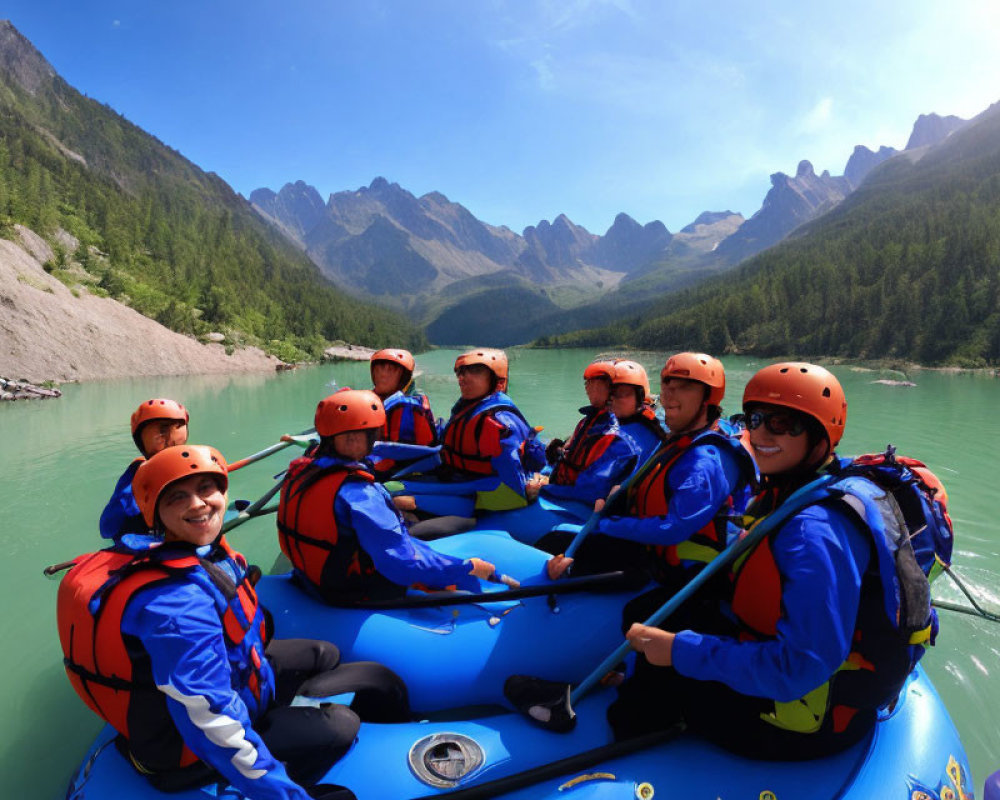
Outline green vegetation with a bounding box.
[543,109,1000,366]
[0,61,425,358]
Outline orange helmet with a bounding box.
[130,398,189,450]
[611,360,650,402]
[455,348,509,392]
[133,445,228,527]
[583,361,616,381]
[661,352,726,407]
[742,362,847,447]
[370,349,415,386]
[315,389,386,438]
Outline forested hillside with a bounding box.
[0,22,424,360]
[544,104,1000,366]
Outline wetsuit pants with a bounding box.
[147,638,409,793]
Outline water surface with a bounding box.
[2,350,997,797]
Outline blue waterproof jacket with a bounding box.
[99,460,147,541]
[119,536,311,800]
[328,455,483,591]
[597,432,753,550]
[672,500,872,704]
[543,408,639,505]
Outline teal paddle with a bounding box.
[507,474,834,731]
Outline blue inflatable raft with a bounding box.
[65,664,974,799]
[256,530,643,712]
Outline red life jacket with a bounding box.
[439,393,523,476]
[277,456,397,602]
[551,409,618,487]
[626,424,754,572]
[381,393,438,447]
[56,539,266,772]
[729,487,923,736]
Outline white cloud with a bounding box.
[797,97,834,135]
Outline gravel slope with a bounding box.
[0,226,280,383]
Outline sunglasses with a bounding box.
[745,410,807,437]
[455,364,490,376]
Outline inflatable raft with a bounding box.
[256,529,643,712]
[65,664,974,799]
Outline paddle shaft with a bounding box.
[228,427,316,472]
[222,478,283,533]
[568,476,831,704]
[564,450,654,559]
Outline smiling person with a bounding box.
[614,362,932,761]
[60,445,409,800]
[545,353,756,592]
[99,398,190,541]
[277,389,498,603]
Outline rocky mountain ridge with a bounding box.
[253,111,966,327]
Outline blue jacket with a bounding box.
[672,501,871,703]
[99,460,147,541]
[330,456,482,592]
[617,412,664,467]
[543,408,639,505]
[119,536,311,800]
[596,438,752,548]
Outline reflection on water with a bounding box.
[2,350,999,797]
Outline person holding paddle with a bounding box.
[614,363,932,760]
[276,389,499,603]
[99,398,190,541]
[544,353,756,593]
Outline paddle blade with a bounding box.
[504,675,577,733]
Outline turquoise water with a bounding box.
[2,350,998,797]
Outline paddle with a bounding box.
[506,474,834,732]
[560,447,656,561]
[228,427,317,472]
[222,477,284,533]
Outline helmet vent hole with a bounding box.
[822,388,831,397]
[339,405,348,411]
[181,451,190,458]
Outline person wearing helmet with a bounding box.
[608,360,664,466]
[616,362,930,760]
[477,359,641,546]
[533,360,641,504]
[59,445,410,799]
[393,348,545,518]
[369,348,438,447]
[277,389,498,603]
[99,398,190,541]
[545,353,756,590]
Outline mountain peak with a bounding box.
[796,160,815,178]
[905,113,967,150]
[0,20,57,96]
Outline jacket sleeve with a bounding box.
[543,436,638,505]
[595,445,733,546]
[122,582,313,800]
[338,481,481,591]
[99,461,145,540]
[490,409,532,493]
[671,504,871,701]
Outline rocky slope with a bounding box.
[0,226,279,382]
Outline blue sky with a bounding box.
[5,1,1000,234]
